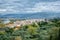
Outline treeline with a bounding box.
[0,18,60,40]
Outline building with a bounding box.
[6,19,45,28]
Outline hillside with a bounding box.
[0,12,60,19]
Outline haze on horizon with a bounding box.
[0,0,60,14]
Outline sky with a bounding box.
[0,0,60,14]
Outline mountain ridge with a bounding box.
[0,12,60,19]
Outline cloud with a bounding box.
[0,0,60,13]
[0,9,7,13]
[20,1,60,13]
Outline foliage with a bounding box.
[0,18,60,40]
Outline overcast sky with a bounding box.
[0,0,60,14]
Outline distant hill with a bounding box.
[0,12,60,19]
